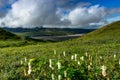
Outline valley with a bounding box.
[31,34,83,41]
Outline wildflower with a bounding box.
[77,61,80,65]
[25,57,27,62]
[71,55,74,60]
[119,59,120,65]
[100,56,102,59]
[28,62,32,75]
[85,52,88,57]
[75,54,77,61]
[24,69,27,76]
[114,54,116,58]
[58,75,61,80]
[64,70,67,78]
[51,73,55,80]
[88,65,91,70]
[101,65,107,77]
[89,55,92,61]
[49,59,54,69]
[90,62,92,65]
[54,50,56,55]
[57,61,61,70]
[80,56,84,61]
[63,51,66,57]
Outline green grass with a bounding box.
[0,21,120,79]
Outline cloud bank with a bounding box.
[68,5,106,26]
[0,0,120,28]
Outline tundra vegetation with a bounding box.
[0,21,120,79]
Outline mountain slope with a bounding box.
[0,28,21,40]
[0,28,50,48]
[75,21,120,44]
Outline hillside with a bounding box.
[74,21,120,44]
[0,21,120,79]
[0,28,51,48]
[0,28,21,40]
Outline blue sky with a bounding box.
[0,0,120,28]
[73,0,120,8]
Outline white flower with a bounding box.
[80,56,84,61]
[88,65,91,70]
[75,54,77,61]
[100,56,102,59]
[85,52,88,57]
[90,62,92,65]
[101,65,107,77]
[21,60,23,65]
[57,61,61,70]
[58,75,61,80]
[77,61,80,65]
[54,50,56,55]
[25,57,27,62]
[64,71,67,77]
[49,59,54,69]
[24,69,27,76]
[63,51,66,57]
[119,59,120,65]
[49,59,52,68]
[114,54,116,58]
[89,55,92,61]
[51,73,55,80]
[71,55,74,60]
[28,62,32,75]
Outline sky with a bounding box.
[0,0,120,28]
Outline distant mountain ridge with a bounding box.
[3,27,95,37]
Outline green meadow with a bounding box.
[0,21,120,80]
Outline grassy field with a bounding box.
[0,21,120,79]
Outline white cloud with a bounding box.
[0,0,120,28]
[68,5,106,27]
[0,0,95,28]
[0,0,63,27]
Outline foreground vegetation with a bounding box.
[0,21,120,79]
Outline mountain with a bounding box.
[3,27,95,37]
[0,28,52,48]
[75,21,120,44]
[0,28,21,40]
